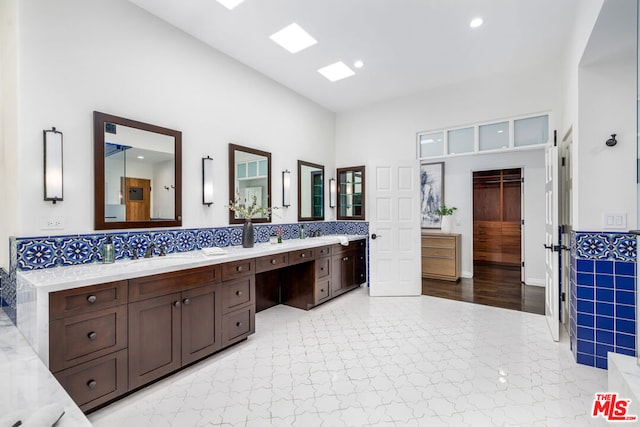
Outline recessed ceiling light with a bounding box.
[137,156,144,159]
[470,17,483,28]
[318,61,355,82]
[354,60,364,68]
[216,0,245,10]
[270,23,317,54]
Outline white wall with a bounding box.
[574,0,638,231]
[0,0,19,271]
[336,64,562,284]
[13,0,336,246]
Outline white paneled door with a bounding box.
[545,145,560,341]
[369,162,421,296]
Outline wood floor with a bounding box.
[422,262,545,315]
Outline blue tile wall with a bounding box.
[570,231,636,370]
[5,221,368,325]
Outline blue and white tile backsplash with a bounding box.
[570,231,637,370]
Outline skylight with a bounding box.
[270,23,317,54]
[318,61,355,82]
[216,0,245,10]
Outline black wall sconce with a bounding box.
[606,134,617,147]
[202,156,214,206]
[43,127,63,203]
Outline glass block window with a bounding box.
[419,131,444,157]
[448,127,474,154]
[515,115,549,147]
[479,122,509,151]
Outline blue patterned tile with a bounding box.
[336,222,347,234]
[345,222,357,235]
[152,232,176,254]
[128,233,151,256]
[229,227,242,246]
[62,238,92,265]
[213,228,231,247]
[196,229,215,249]
[21,239,57,269]
[256,225,271,243]
[576,234,608,259]
[356,222,369,235]
[176,231,196,252]
[612,235,637,261]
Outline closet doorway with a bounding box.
[473,168,523,278]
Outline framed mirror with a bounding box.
[228,143,272,224]
[94,111,182,230]
[298,160,324,221]
[337,166,365,220]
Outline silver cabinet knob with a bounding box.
[87,331,97,340]
[87,295,97,304]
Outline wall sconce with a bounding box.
[282,169,291,207]
[329,178,337,208]
[605,133,617,147]
[43,127,63,203]
[202,156,214,206]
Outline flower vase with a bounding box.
[440,216,452,234]
[242,220,254,248]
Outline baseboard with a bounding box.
[525,278,545,287]
[461,271,473,279]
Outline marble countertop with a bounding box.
[18,235,366,293]
[0,310,91,426]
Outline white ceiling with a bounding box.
[128,0,580,112]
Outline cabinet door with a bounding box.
[332,252,355,295]
[355,242,367,285]
[128,293,181,389]
[181,284,222,365]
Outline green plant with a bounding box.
[434,204,457,216]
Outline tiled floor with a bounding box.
[89,288,608,426]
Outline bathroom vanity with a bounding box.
[17,235,367,412]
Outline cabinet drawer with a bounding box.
[223,276,255,314]
[256,253,289,273]
[50,281,127,320]
[289,248,314,265]
[314,278,331,304]
[221,259,256,281]
[50,305,127,373]
[223,306,255,345]
[54,349,127,412]
[316,245,332,258]
[421,236,455,248]
[129,266,220,302]
[421,257,455,278]
[315,257,331,280]
[421,246,455,258]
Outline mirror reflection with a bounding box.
[104,125,175,222]
[229,144,272,224]
[94,111,182,230]
[298,160,324,221]
[337,166,365,220]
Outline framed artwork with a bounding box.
[420,162,444,228]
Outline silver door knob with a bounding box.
[371,233,382,239]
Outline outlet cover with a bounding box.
[602,212,627,230]
[41,217,65,230]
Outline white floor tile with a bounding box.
[89,289,608,426]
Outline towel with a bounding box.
[337,235,349,246]
[202,247,227,256]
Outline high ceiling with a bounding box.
[128,0,580,112]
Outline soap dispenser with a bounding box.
[299,225,306,239]
[102,236,115,264]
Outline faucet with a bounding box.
[310,230,322,238]
[144,243,155,258]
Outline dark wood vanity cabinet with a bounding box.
[48,239,364,412]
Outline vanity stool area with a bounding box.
[17,236,367,413]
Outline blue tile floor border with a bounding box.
[570,230,637,370]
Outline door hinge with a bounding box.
[553,130,557,147]
[521,219,524,225]
[521,261,525,267]
[521,177,524,183]
[561,292,566,302]
[561,157,566,166]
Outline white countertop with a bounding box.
[0,310,91,426]
[18,235,366,293]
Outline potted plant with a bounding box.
[228,193,276,248]
[434,204,457,233]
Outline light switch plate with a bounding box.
[602,213,627,230]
